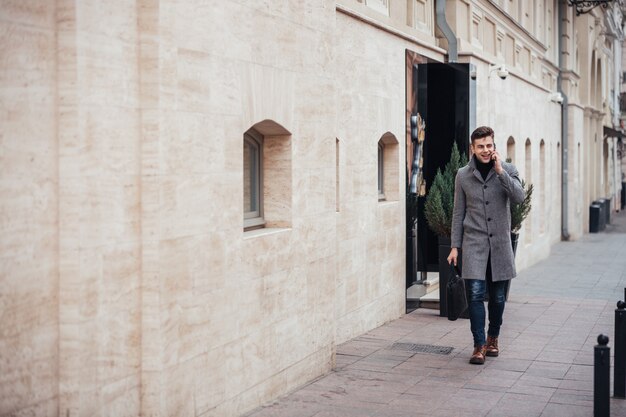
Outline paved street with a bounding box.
[246,211,626,417]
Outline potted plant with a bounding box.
[501,178,533,301]
[510,179,533,254]
[424,142,465,240]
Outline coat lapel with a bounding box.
[469,157,485,183]
[472,168,484,183]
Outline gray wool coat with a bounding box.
[451,157,525,281]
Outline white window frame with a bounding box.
[244,129,264,229]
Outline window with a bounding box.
[506,136,516,163]
[377,133,399,202]
[378,142,385,200]
[336,138,340,212]
[507,0,518,20]
[539,139,548,234]
[536,0,544,41]
[524,138,532,243]
[576,142,581,186]
[244,129,264,229]
[557,142,561,190]
[413,0,434,35]
[556,142,561,222]
[243,120,292,231]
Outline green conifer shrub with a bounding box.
[424,143,466,238]
[511,180,533,233]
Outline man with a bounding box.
[447,126,525,365]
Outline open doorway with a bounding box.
[405,49,475,312]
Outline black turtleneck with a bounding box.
[474,156,494,181]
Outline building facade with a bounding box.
[0,1,623,416]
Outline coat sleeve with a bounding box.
[497,164,525,204]
[451,172,466,248]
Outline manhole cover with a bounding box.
[390,342,454,355]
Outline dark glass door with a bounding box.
[414,63,475,273]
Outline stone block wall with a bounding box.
[1,2,59,415]
[0,1,412,416]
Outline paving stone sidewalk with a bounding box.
[246,212,626,417]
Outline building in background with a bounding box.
[0,1,623,416]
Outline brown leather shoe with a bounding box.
[469,345,487,364]
[486,336,499,357]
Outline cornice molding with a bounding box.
[561,69,582,81]
[539,56,561,74]
[335,3,446,57]
[457,51,552,93]
[585,107,605,119]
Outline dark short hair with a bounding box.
[471,126,495,143]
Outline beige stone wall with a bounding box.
[332,1,446,344]
[56,0,143,415]
[334,11,404,344]
[0,2,59,415]
[2,0,144,415]
[0,0,432,414]
[142,1,340,415]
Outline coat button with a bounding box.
[488,218,492,221]
[489,233,493,237]
[485,201,490,205]
[483,185,487,189]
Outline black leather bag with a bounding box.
[446,264,467,321]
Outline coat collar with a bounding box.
[469,156,496,183]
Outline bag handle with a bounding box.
[449,263,462,277]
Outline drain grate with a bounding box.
[390,342,454,355]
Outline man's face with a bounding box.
[471,136,495,164]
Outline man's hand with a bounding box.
[447,248,458,266]
[491,150,503,174]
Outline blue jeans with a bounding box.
[465,259,508,347]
